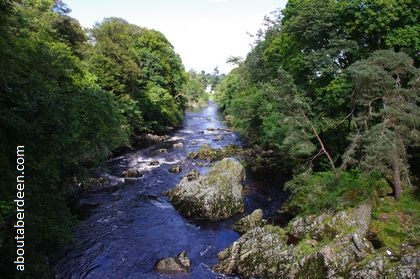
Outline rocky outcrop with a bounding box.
[214,225,289,278]
[154,251,191,273]
[167,158,245,221]
[287,203,372,241]
[233,209,265,234]
[348,244,420,279]
[214,204,377,278]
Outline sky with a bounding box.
[65,0,287,74]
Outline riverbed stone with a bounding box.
[169,165,182,174]
[233,209,265,234]
[154,251,191,273]
[121,168,142,178]
[167,158,245,221]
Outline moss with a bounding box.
[265,225,287,241]
[295,239,319,256]
[283,170,385,216]
[297,253,328,279]
[187,144,243,162]
[370,189,420,251]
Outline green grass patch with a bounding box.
[283,170,389,215]
[370,189,420,251]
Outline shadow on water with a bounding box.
[55,101,288,278]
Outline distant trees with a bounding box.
[182,70,209,107]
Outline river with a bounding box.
[55,102,287,278]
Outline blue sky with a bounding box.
[65,0,287,74]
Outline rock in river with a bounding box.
[233,208,265,234]
[121,168,142,178]
[167,158,245,221]
[169,165,182,174]
[154,250,191,273]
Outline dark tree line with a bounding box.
[0,0,207,277]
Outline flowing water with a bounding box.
[55,102,287,278]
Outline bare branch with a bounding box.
[299,108,336,172]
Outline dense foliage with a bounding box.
[216,0,419,242]
[182,70,209,107]
[0,1,192,277]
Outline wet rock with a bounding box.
[177,250,191,270]
[173,142,184,149]
[169,165,182,174]
[207,127,216,131]
[121,168,142,178]
[187,151,198,159]
[233,209,265,234]
[149,160,160,166]
[158,148,168,153]
[185,170,200,181]
[167,158,245,221]
[214,204,376,278]
[154,251,191,273]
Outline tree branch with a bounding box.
[299,108,336,172]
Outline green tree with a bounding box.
[345,50,419,198]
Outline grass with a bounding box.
[370,188,420,251]
[283,169,390,215]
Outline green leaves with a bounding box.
[0,1,187,275]
[87,18,186,131]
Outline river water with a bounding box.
[55,102,287,278]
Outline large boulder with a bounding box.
[233,209,265,234]
[214,204,376,278]
[167,158,245,221]
[154,251,191,273]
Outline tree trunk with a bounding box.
[391,156,402,199]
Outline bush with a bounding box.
[283,170,390,215]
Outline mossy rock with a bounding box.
[233,209,265,234]
[167,158,245,221]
